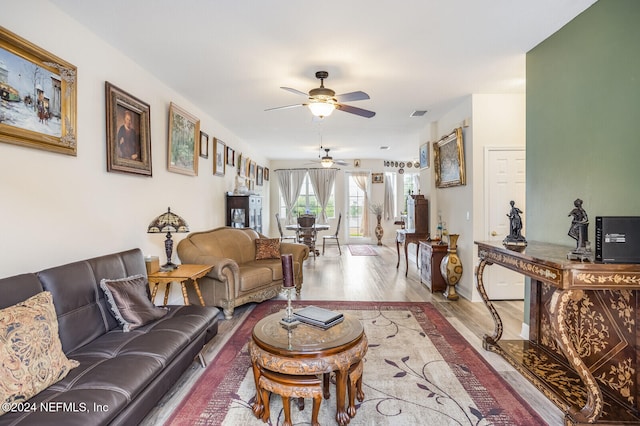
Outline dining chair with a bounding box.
[297,215,317,259]
[322,213,342,255]
[275,213,296,242]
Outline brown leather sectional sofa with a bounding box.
[0,249,219,425]
[177,227,309,319]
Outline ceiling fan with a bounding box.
[266,71,376,119]
[307,147,349,168]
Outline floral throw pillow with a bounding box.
[255,238,281,260]
[1,291,79,416]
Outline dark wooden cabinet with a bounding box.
[419,241,448,292]
[226,194,262,233]
[406,194,429,234]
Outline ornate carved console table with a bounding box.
[475,240,640,425]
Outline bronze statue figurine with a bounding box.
[503,200,527,251]
[567,198,592,261]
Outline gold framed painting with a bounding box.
[0,26,77,155]
[105,82,152,176]
[372,173,383,184]
[168,102,200,176]
[213,137,225,176]
[433,127,465,188]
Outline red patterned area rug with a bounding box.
[165,301,546,426]
[347,245,378,256]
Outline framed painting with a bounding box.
[0,26,77,155]
[372,173,383,184]
[245,157,252,179]
[434,127,465,188]
[226,145,234,166]
[213,137,225,176]
[105,82,152,176]
[199,131,209,159]
[168,102,200,176]
[249,160,256,180]
[264,167,269,181]
[419,142,429,169]
[238,153,245,177]
[256,165,263,186]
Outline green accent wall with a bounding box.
[527,0,640,245]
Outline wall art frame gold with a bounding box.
[213,137,225,176]
[433,127,465,188]
[372,172,384,184]
[105,82,152,176]
[167,102,199,176]
[0,26,77,155]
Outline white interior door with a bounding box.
[484,148,526,300]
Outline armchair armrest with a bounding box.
[280,242,309,262]
[181,254,240,298]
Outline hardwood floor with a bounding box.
[141,244,564,425]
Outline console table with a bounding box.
[475,240,640,425]
[396,230,429,276]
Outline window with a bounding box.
[279,174,335,218]
[401,173,419,213]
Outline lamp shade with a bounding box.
[308,101,335,118]
[147,207,189,271]
[147,207,189,234]
[321,157,334,168]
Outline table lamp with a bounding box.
[147,207,189,271]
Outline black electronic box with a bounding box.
[595,216,640,263]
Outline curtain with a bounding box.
[383,172,395,221]
[307,168,337,224]
[352,172,370,237]
[275,169,307,224]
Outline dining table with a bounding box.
[285,224,330,256]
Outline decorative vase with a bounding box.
[440,234,461,301]
[375,214,384,246]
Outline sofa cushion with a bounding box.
[237,265,276,292]
[100,275,168,332]
[255,238,281,260]
[0,292,79,415]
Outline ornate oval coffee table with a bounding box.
[249,311,368,425]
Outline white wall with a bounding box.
[0,3,269,281]
[425,93,525,301]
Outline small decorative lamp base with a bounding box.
[280,287,299,329]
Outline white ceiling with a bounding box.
[50,0,596,163]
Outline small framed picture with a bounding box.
[354,159,361,168]
[256,165,264,186]
[199,131,209,159]
[213,138,225,176]
[264,167,270,181]
[372,173,384,184]
[226,145,235,166]
[419,142,429,169]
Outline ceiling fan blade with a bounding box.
[334,160,350,166]
[264,104,305,112]
[335,103,376,118]
[335,91,370,102]
[281,87,309,97]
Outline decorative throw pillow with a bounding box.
[255,238,281,260]
[100,274,167,332]
[1,291,79,416]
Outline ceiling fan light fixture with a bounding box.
[321,157,334,168]
[308,101,335,118]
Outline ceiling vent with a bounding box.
[410,110,428,117]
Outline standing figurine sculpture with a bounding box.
[567,198,592,261]
[503,200,527,252]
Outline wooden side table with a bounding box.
[148,264,212,306]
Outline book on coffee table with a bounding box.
[293,305,344,329]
